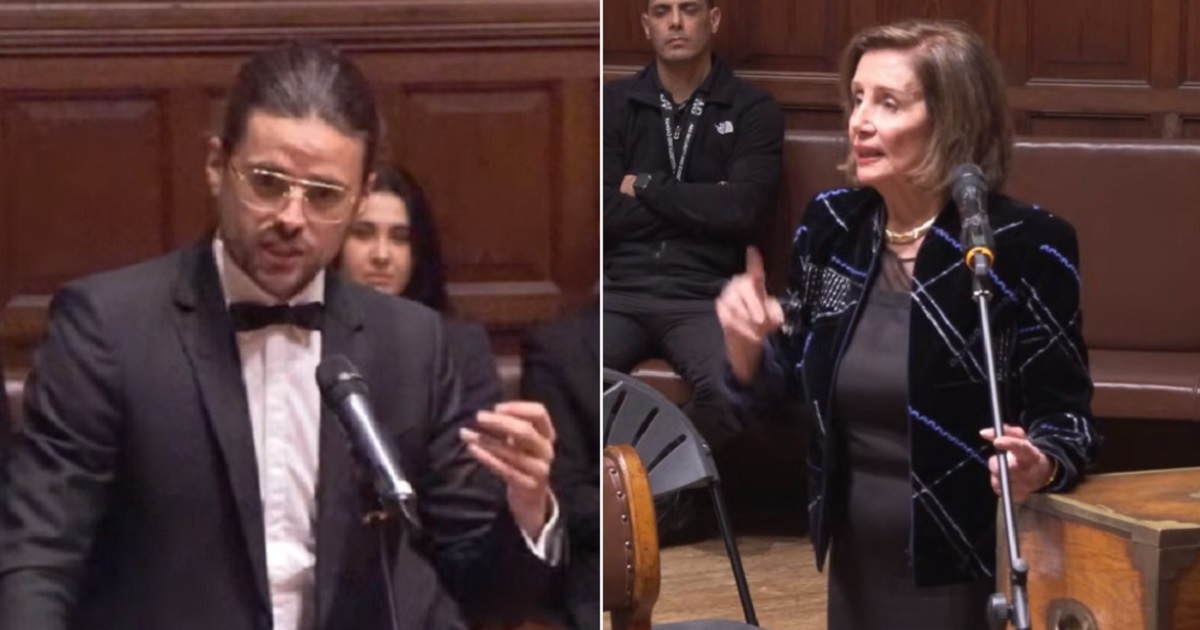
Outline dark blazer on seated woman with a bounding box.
[0,351,9,464]
[444,318,502,411]
[521,302,599,630]
[733,187,1101,586]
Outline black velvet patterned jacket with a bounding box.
[732,187,1101,586]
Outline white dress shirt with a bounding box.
[216,239,325,630]
[213,238,559,630]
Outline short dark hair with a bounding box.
[371,165,451,313]
[220,40,379,182]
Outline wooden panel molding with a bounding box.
[1028,0,1151,82]
[0,0,600,361]
[0,1,599,55]
[1,95,170,294]
[603,0,1200,138]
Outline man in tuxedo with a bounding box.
[0,41,560,630]
[520,301,599,630]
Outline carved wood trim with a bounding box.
[0,1,599,55]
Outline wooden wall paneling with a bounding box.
[0,0,600,361]
[602,0,652,65]
[998,0,1197,144]
[604,0,1200,140]
[1179,115,1200,138]
[370,46,599,331]
[2,94,171,295]
[1028,0,1151,82]
[749,72,840,110]
[167,88,219,247]
[1148,0,1183,88]
[1011,82,1200,114]
[557,77,602,309]
[780,107,843,132]
[995,0,1031,86]
[738,0,849,73]
[374,85,405,166]
[1027,112,1157,137]
[1011,111,1031,136]
[0,56,243,92]
[873,0,999,41]
[711,0,744,63]
[1185,0,1200,84]
[0,1,599,54]
[622,0,1200,136]
[400,81,559,320]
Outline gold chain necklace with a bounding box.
[884,214,938,245]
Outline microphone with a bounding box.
[316,355,421,533]
[950,163,995,274]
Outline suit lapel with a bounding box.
[314,273,367,629]
[171,244,270,609]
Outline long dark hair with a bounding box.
[371,165,451,313]
[220,39,379,182]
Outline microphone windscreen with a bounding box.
[950,163,988,206]
[316,355,369,401]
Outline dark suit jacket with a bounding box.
[733,188,1101,586]
[520,303,598,630]
[0,244,550,630]
[444,318,503,414]
[0,351,9,469]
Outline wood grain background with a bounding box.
[606,0,1200,139]
[0,0,601,365]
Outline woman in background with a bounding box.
[339,164,503,411]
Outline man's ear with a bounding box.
[710,6,722,35]
[641,12,652,40]
[205,136,225,198]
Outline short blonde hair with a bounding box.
[838,20,1012,194]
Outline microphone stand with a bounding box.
[968,252,1032,630]
[362,487,423,630]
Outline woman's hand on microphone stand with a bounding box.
[716,247,785,384]
[981,424,1055,503]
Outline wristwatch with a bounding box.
[632,173,653,195]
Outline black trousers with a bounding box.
[603,298,739,451]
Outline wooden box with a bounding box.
[998,468,1200,629]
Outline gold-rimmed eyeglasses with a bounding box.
[227,162,359,224]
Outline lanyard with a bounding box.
[659,92,706,181]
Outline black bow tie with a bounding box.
[229,302,324,332]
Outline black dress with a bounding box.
[827,249,992,630]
